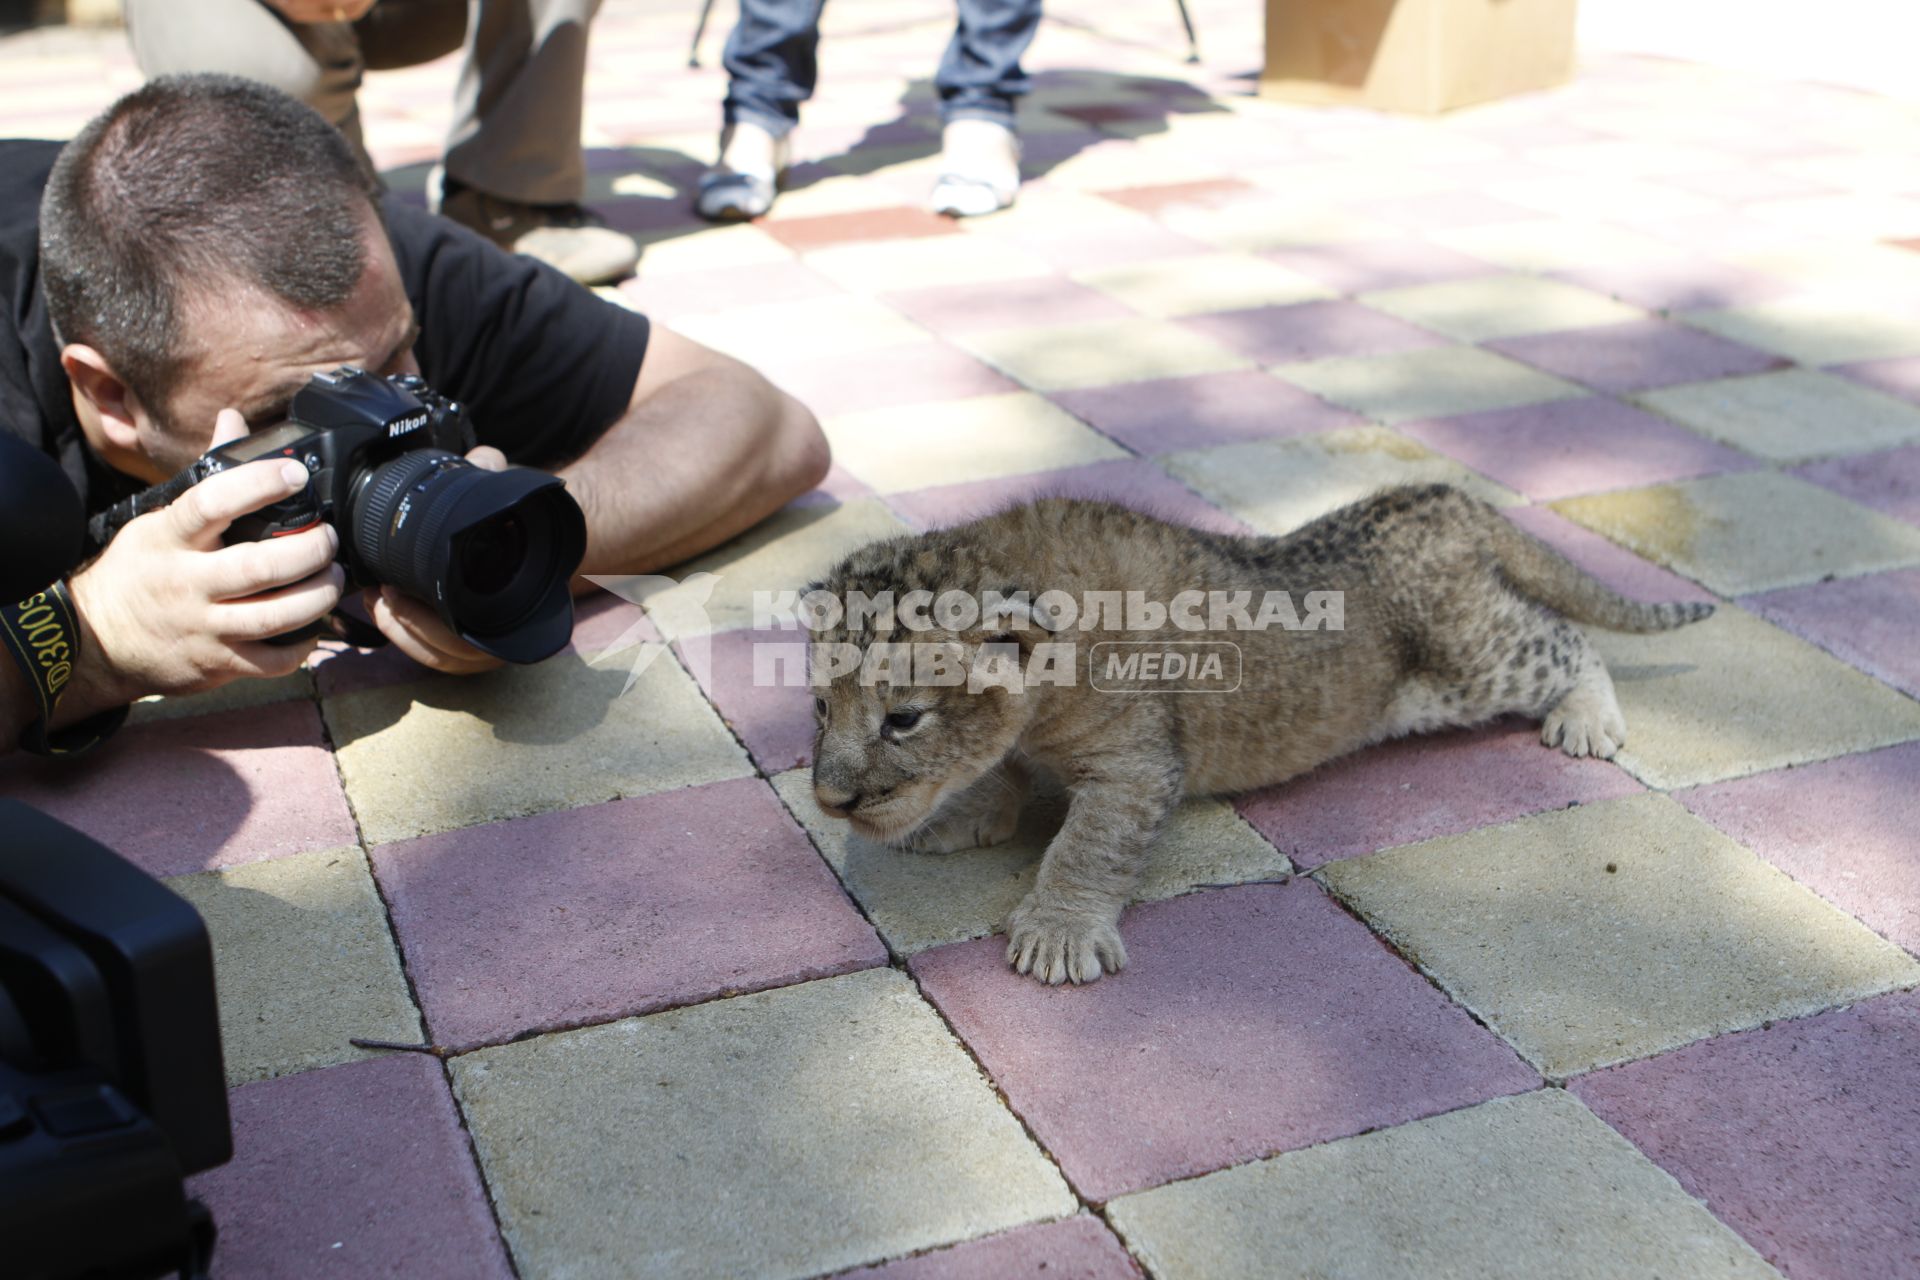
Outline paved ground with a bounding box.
[5,2,1920,1277]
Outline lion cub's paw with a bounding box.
[1541,681,1627,760]
[901,789,1022,855]
[1005,897,1127,985]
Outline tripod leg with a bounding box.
[689,0,721,67]
[1171,0,1200,63]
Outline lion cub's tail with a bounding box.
[1479,503,1713,633]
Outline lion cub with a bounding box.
[805,485,1710,986]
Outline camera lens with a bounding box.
[348,450,586,663]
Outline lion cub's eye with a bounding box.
[814,696,828,717]
[884,708,923,733]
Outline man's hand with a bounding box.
[361,444,508,676]
[66,411,345,708]
[262,0,379,24]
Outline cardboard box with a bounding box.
[1262,0,1577,114]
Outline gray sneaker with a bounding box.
[438,183,640,286]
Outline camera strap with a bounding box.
[0,581,128,757]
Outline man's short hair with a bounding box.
[39,73,380,418]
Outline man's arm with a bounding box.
[364,326,828,672]
[559,326,830,576]
[0,447,343,755]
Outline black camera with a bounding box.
[1,801,232,1279]
[91,368,587,665]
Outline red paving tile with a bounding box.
[1573,991,1920,1280]
[1833,354,1920,408]
[1049,369,1361,453]
[883,458,1251,535]
[881,276,1137,337]
[910,881,1539,1201]
[1093,177,1266,216]
[679,626,817,773]
[1235,718,1644,870]
[1486,317,1788,394]
[758,340,1019,416]
[1501,505,1719,605]
[1741,569,1920,698]
[762,206,963,251]
[370,779,886,1048]
[837,1215,1144,1279]
[1793,441,1920,527]
[188,1055,513,1280]
[1678,740,1920,954]
[1177,299,1449,365]
[0,700,356,878]
[1400,395,1757,501]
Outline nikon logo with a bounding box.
[387,413,428,438]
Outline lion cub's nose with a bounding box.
[815,787,862,818]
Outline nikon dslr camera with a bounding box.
[92,368,586,664]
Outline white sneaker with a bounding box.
[696,121,791,222]
[930,118,1021,217]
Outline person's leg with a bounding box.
[720,0,824,140]
[928,0,1040,215]
[123,0,372,166]
[432,0,638,285]
[443,0,597,206]
[697,0,823,221]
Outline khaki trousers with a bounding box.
[124,0,602,205]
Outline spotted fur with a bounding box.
[806,484,1711,984]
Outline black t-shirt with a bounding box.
[0,137,649,518]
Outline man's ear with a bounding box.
[61,344,144,455]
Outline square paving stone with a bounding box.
[187,1055,512,1280]
[1431,221,1693,275]
[1588,604,1920,789]
[803,233,1057,294]
[669,294,930,367]
[881,276,1137,337]
[956,318,1251,392]
[0,700,357,878]
[1320,793,1920,1077]
[1551,257,1792,314]
[1573,991,1920,1280]
[909,881,1538,1200]
[757,340,1018,418]
[1106,1089,1778,1280]
[1274,346,1584,424]
[1681,296,1920,365]
[638,497,913,638]
[372,779,884,1048]
[1161,426,1522,535]
[760,205,963,252]
[824,391,1127,493]
[1069,252,1335,318]
[1743,568,1920,696]
[451,968,1076,1280]
[1678,741,1920,955]
[1485,318,1787,394]
[125,667,315,725]
[1261,239,1499,294]
[777,769,1291,955]
[1359,276,1644,343]
[884,458,1249,535]
[682,626,817,774]
[1835,353,1920,406]
[1636,368,1920,461]
[1236,719,1642,871]
[325,646,750,844]
[1176,299,1448,366]
[1554,471,1920,595]
[167,847,422,1084]
[1402,395,1755,501]
[1048,370,1361,453]
[1793,442,1920,526]
[837,1215,1143,1280]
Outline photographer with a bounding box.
[0,74,829,757]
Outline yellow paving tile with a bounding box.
[668,294,929,365]
[802,233,1056,293]
[1274,346,1584,424]
[956,317,1252,391]
[1070,252,1336,318]
[1680,296,1920,366]
[1636,368,1920,461]
[1360,276,1645,342]
[823,391,1126,492]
